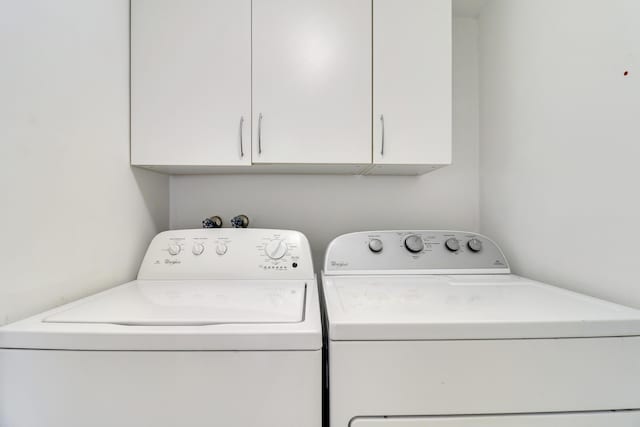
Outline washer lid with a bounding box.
[44,280,305,326]
[0,280,322,351]
[323,274,640,340]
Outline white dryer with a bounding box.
[0,229,322,427]
[322,231,640,427]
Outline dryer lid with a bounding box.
[44,280,306,326]
[323,274,640,340]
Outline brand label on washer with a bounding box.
[330,260,349,268]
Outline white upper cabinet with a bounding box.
[131,0,251,167]
[130,0,451,174]
[371,0,452,174]
[252,0,372,165]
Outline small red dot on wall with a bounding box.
[624,71,629,76]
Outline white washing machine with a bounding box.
[0,229,322,427]
[321,230,640,427]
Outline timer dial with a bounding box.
[404,235,424,253]
[265,239,288,260]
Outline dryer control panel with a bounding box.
[324,231,510,275]
[138,229,314,280]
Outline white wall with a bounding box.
[0,0,169,325]
[170,17,481,269]
[479,0,640,306]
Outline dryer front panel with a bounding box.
[328,339,640,427]
[352,411,640,426]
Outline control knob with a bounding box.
[265,239,288,260]
[192,242,205,256]
[368,238,383,253]
[467,238,483,252]
[445,238,460,252]
[404,235,424,253]
[168,243,181,256]
[216,242,228,255]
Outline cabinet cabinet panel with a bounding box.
[131,0,251,166]
[252,0,372,165]
[373,0,452,166]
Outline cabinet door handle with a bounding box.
[258,113,263,155]
[380,114,385,156]
[239,116,244,158]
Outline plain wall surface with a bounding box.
[170,18,481,268]
[479,0,640,307]
[0,0,169,325]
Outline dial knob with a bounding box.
[192,242,205,256]
[215,242,228,256]
[368,238,383,253]
[168,243,181,256]
[467,238,483,252]
[445,238,460,252]
[404,235,424,253]
[265,239,288,260]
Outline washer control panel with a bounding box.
[324,231,509,275]
[138,229,314,280]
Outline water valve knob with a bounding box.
[231,214,250,228]
[202,216,222,229]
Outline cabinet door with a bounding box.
[373,0,452,165]
[131,0,251,166]
[252,0,372,165]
